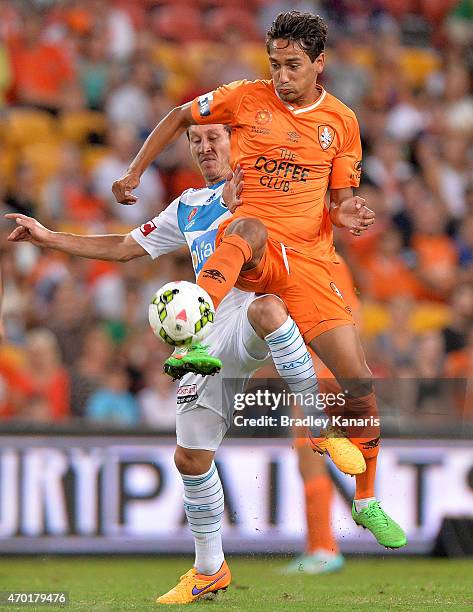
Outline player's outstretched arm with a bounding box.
[112,102,195,205]
[329,188,375,236]
[5,213,147,262]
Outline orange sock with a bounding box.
[197,234,252,309]
[355,455,377,499]
[344,390,380,460]
[343,391,379,500]
[304,474,338,554]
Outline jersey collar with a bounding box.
[208,179,226,190]
[273,83,326,115]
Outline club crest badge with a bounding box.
[255,109,272,125]
[318,125,334,150]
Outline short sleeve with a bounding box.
[330,113,362,190]
[190,80,247,126]
[130,198,186,259]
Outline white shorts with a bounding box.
[176,293,271,451]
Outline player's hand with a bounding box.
[331,196,375,236]
[222,165,244,213]
[5,213,52,246]
[112,172,140,205]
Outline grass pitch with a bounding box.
[0,556,472,611]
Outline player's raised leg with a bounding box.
[198,218,267,310]
[309,324,407,549]
[247,295,365,476]
[157,442,230,604]
[169,218,268,376]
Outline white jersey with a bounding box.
[130,180,249,321]
[131,181,271,451]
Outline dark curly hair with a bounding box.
[266,11,328,62]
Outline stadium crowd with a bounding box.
[0,0,472,426]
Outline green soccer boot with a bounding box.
[164,344,222,380]
[352,501,407,549]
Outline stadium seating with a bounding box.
[60,110,107,145]
[4,109,57,148]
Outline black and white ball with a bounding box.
[148,281,215,346]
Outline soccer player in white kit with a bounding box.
[7,123,367,604]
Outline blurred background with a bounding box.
[0,0,472,555]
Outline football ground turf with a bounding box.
[1,557,472,611]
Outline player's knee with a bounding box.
[247,295,288,338]
[174,447,212,475]
[226,218,267,265]
[338,362,373,397]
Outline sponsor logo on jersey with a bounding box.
[253,152,310,192]
[187,207,198,222]
[318,125,334,150]
[177,384,198,404]
[351,159,362,182]
[255,109,272,125]
[251,125,271,136]
[202,269,226,283]
[198,91,214,117]
[206,193,218,204]
[287,131,300,142]
[190,228,218,274]
[140,220,157,236]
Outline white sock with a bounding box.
[182,462,224,575]
[265,316,320,433]
[354,497,377,512]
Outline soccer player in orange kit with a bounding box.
[112,11,406,552]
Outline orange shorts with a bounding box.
[217,228,353,344]
[329,254,360,319]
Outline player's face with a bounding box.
[268,40,324,106]
[188,125,231,184]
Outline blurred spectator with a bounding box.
[86,363,139,426]
[385,88,428,142]
[92,123,164,224]
[78,32,112,111]
[362,227,422,301]
[8,10,76,113]
[46,277,92,367]
[373,296,417,377]
[106,60,159,133]
[410,199,458,298]
[18,328,71,422]
[4,161,40,218]
[408,331,447,419]
[446,0,473,48]
[442,64,473,135]
[70,325,114,417]
[363,137,413,214]
[418,134,471,220]
[323,35,371,109]
[441,284,473,353]
[138,368,177,431]
[42,143,105,222]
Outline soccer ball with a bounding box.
[148,281,215,346]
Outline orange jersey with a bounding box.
[191,79,362,256]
